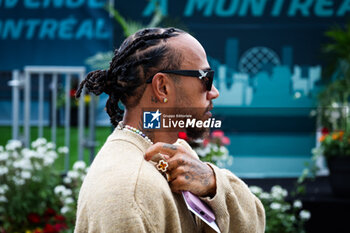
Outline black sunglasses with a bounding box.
[146,69,215,91]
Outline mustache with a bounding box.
[205,101,213,112]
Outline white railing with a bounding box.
[9,66,97,171]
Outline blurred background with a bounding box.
[0,0,349,232]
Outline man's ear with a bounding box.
[151,73,170,102]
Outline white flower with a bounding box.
[31,138,47,148]
[260,192,270,199]
[219,146,228,155]
[331,102,339,108]
[58,147,69,154]
[212,144,220,152]
[195,146,211,157]
[47,151,57,159]
[290,216,296,222]
[0,167,9,176]
[60,206,70,214]
[43,156,55,166]
[271,185,288,200]
[0,146,3,152]
[281,203,291,211]
[21,171,31,179]
[64,197,74,205]
[0,184,9,195]
[270,202,282,210]
[73,161,86,170]
[55,185,72,197]
[249,186,263,195]
[13,158,32,170]
[62,188,72,197]
[67,170,79,179]
[37,146,47,154]
[0,196,7,202]
[330,111,340,121]
[299,210,311,220]
[64,176,72,184]
[13,177,25,186]
[46,142,56,150]
[293,200,302,208]
[0,152,9,161]
[5,140,22,151]
[54,185,66,195]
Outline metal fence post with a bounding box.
[24,70,31,147]
[78,72,85,161]
[9,70,21,140]
[38,73,44,138]
[51,73,58,144]
[64,74,71,171]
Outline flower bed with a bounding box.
[0,139,87,233]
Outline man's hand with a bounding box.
[144,142,216,197]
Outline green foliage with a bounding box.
[315,22,350,160]
[0,139,63,232]
[105,3,163,38]
[250,186,310,233]
[318,22,350,132]
[0,139,89,232]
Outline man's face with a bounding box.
[169,34,220,139]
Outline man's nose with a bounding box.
[208,85,219,100]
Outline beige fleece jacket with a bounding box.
[74,128,265,233]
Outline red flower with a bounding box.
[70,89,77,97]
[54,214,66,222]
[321,127,329,135]
[221,136,230,145]
[44,208,56,217]
[43,224,58,233]
[54,223,68,231]
[27,213,41,224]
[211,130,224,138]
[178,132,188,141]
[203,138,209,147]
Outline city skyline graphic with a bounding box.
[209,37,321,107]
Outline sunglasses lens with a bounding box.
[205,71,214,91]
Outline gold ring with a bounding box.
[165,173,170,182]
[156,159,169,173]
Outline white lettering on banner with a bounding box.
[0,18,110,40]
[143,0,350,17]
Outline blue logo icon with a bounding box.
[143,109,162,129]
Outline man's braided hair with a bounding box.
[76,27,184,127]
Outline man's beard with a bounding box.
[174,89,213,140]
[186,125,209,140]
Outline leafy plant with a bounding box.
[0,139,66,232]
[55,161,88,230]
[250,185,310,233]
[318,22,350,133]
[179,130,233,167]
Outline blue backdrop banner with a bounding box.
[0,0,113,70]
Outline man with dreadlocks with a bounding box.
[74,28,265,233]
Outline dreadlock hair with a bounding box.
[76,27,184,127]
